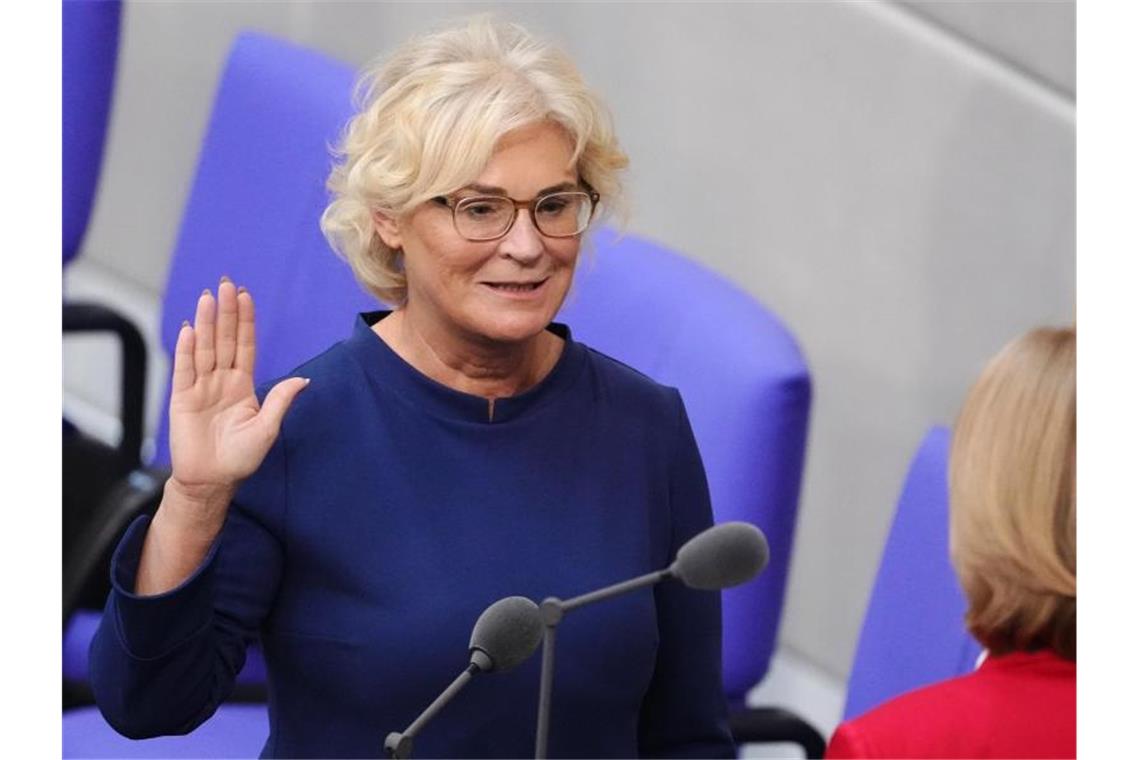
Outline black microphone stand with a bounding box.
[534,567,676,759]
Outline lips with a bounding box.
[482,278,548,293]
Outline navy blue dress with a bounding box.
[90,312,734,758]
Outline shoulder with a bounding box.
[827,675,982,758]
[256,338,359,396]
[828,658,1075,758]
[577,342,683,420]
[254,338,375,435]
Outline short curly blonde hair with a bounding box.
[321,18,629,305]
[949,326,1076,660]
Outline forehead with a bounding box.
[469,122,577,194]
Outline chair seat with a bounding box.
[64,610,102,684]
[63,703,268,758]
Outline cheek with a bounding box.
[405,239,492,287]
[550,241,581,269]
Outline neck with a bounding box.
[373,308,563,400]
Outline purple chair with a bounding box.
[842,427,982,720]
[559,233,819,753]
[64,704,269,759]
[63,30,364,760]
[63,0,121,266]
[66,31,817,756]
[62,0,151,710]
[150,32,375,465]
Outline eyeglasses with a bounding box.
[432,188,600,242]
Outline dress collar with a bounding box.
[345,311,587,424]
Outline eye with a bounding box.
[432,196,451,208]
[536,196,571,216]
[461,201,501,219]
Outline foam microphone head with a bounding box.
[468,596,544,673]
[670,522,770,590]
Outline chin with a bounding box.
[462,284,568,344]
[468,308,556,345]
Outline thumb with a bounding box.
[256,376,311,437]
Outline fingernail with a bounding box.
[220,275,232,284]
[303,378,312,386]
[182,320,190,328]
[201,288,211,297]
[238,286,248,294]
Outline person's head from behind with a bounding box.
[321,17,628,344]
[949,326,1076,661]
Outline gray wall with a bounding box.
[64,0,1074,682]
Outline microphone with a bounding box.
[469,594,546,672]
[669,521,770,590]
[385,596,543,759]
[534,521,768,758]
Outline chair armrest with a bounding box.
[729,705,826,759]
[63,301,148,470]
[63,467,168,626]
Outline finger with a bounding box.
[193,288,216,376]
[172,320,196,393]
[255,377,311,439]
[215,277,239,370]
[235,287,256,375]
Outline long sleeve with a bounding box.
[88,427,288,739]
[638,391,736,758]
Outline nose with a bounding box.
[497,208,545,264]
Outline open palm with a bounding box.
[168,280,308,490]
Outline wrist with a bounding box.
[158,477,236,540]
[166,476,237,506]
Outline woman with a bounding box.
[89,19,735,759]
[827,327,1076,758]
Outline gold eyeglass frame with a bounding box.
[432,187,601,242]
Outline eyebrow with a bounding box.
[460,181,580,197]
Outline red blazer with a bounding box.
[827,650,1075,759]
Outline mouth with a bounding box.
[481,278,549,295]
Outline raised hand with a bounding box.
[168,278,309,495]
[136,279,309,595]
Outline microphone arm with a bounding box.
[385,595,541,759]
[534,567,675,759]
[385,658,487,760]
[532,521,768,759]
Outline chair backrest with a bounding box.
[152,32,375,464]
[560,231,811,703]
[63,0,122,265]
[842,426,982,719]
[151,32,812,704]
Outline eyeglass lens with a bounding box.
[454,192,593,240]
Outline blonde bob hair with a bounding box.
[320,18,629,305]
[949,326,1076,661]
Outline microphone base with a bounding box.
[385,732,413,759]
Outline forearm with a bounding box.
[135,478,235,596]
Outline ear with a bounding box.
[372,210,402,250]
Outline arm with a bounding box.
[87,281,306,738]
[88,439,287,738]
[638,391,736,758]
